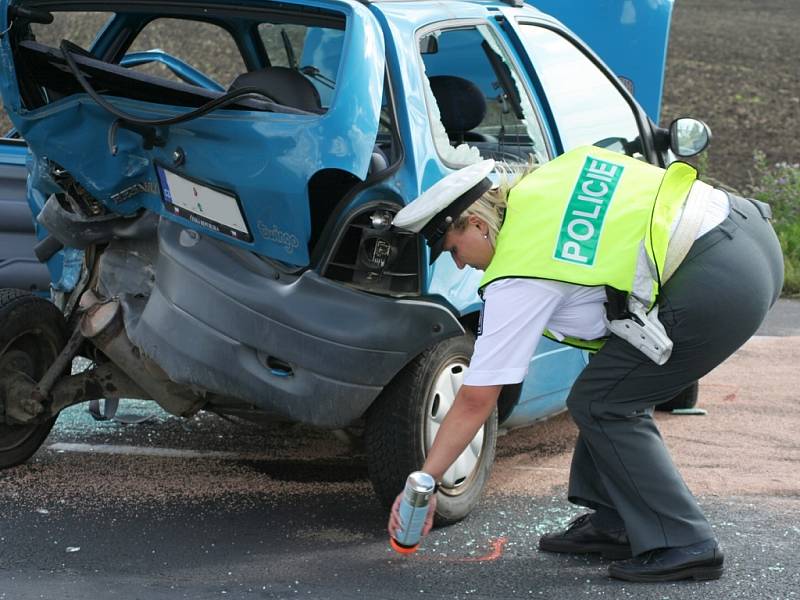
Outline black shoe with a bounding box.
[608,539,724,582]
[538,513,632,560]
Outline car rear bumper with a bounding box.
[109,220,463,427]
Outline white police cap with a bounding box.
[393,159,496,262]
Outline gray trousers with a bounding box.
[566,194,784,555]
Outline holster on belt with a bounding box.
[604,287,673,365]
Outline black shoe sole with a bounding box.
[539,539,632,560]
[608,564,724,582]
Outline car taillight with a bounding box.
[322,205,421,296]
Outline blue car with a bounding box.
[0,0,707,522]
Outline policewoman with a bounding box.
[387,145,783,582]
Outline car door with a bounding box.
[502,12,659,162]
[404,7,669,427]
[523,0,675,124]
[496,12,671,426]
[386,11,589,424]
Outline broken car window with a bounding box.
[30,11,113,50]
[257,23,343,109]
[418,23,548,168]
[126,18,246,89]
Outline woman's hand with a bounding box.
[386,385,499,542]
[387,491,438,539]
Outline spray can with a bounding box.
[390,471,436,554]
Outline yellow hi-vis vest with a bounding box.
[479,146,697,351]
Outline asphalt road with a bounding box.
[757,298,800,337]
[0,491,797,600]
[0,300,797,600]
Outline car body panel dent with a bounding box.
[0,0,386,267]
[106,219,464,426]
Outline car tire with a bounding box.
[655,381,699,412]
[365,333,497,526]
[0,289,67,469]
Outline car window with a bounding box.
[257,23,343,109]
[10,11,114,137]
[126,19,246,89]
[30,11,113,49]
[516,25,643,158]
[418,23,549,168]
[13,7,349,117]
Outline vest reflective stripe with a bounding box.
[647,157,700,286]
[480,146,697,346]
[542,330,604,351]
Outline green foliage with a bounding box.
[748,151,800,296]
[777,222,800,296]
[694,150,710,177]
[732,93,762,104]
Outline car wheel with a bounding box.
[0,289,66,469]
[655,381,699,412]
[365,333,497,525]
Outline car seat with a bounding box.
[228,66,323,113]
[229,67,388,173]
[428,75,494,143]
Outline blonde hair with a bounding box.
[452,159,537,246]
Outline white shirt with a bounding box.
[463,185,731,387]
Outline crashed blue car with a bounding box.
[0,0,707,522]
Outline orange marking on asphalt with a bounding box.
[456,536,508,562]
[701,383,738,402]
[396,537,509,563]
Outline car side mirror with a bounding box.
[669,117,711,157]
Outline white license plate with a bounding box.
[156,165,252,242]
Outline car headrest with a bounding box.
[428,75,487,134]
[229,67,323,113]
